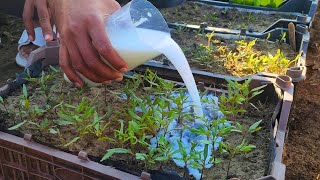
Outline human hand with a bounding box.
[49,0,128,87]
[23,0,53,41]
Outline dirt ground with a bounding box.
[0,14,24,87]
[283,6,320,180]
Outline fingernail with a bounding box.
[115,77,123,82]
[75,82,82,88]
[103,80,112,85]
[45,34,51,41]
[120,67,128,73]
[28,35,34,41]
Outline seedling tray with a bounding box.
[0,56,293,179]
[161,1,318,33]
[135,24,309,84]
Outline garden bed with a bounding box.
[161,1,297,32]
[153,29,299,78]
[0,64,293,179]
[191,0,318,19]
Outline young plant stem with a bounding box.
[183,166,189,179]
[18,106,23,123]
[226,155,233,177]
[200,167,205,180]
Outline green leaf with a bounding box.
[211,158,222,164]
[101,148,129,162]
[0,96,3,104]
[58,112,75,122]
[22,84,28,98]
[155,156,169,162]
[64,104,77,109]
[55,120,74,126]
[135,153,147,160]
[8,121,28,130]
[250,84,267,93]
[251,90,264,98]
[128,110,142,121]
[190,161,203,170]
[49,65,59,72]
[200,140,211,145]
[93,111,101,130]
[64,137,80,147]
[249,120,262,133]
[240,145,256,153]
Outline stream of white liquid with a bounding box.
[157,38,204,119]
[109,28,204,119]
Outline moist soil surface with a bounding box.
[0,14,25,87]
[154,29,298,77]
[161,1,295,32]
[283,6,320,180]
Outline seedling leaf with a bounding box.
[64,137,80,147]
[155,156,169,161]
[23,84,28,98]
[101,148,129,162]
[8,121,27,130]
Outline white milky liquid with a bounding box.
[109,28,204,118]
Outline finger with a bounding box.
[23,0,35,41]
[73,31,123,81]
[59,42,84,87]
[88,17,128,73]
[35,0,53,41]
[65,37,108,83]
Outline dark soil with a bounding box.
[155,30,298,77]
[283,6,320,180]
[0,14,24,87]
[161,2,295,32]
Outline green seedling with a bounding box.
[220,38,300,76]
[101,148,131,162]
[190,143,222,180]
[9,118,57,136]
[219,140,256,177]
[0,96,9,115]
[221,9,228,15]
[57,97,104,146]
[91,109,111,139]
[218,79,267,117]
[192,32,218,69]
[277,31,287,45]
[174,140,199,179]
[156,134,178,169]
[25,70,57,104]
[135,146,170,171]
[232,120,263,142]
[190,117,232,171]
[16,84,32,121]
[205,13,219,22]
